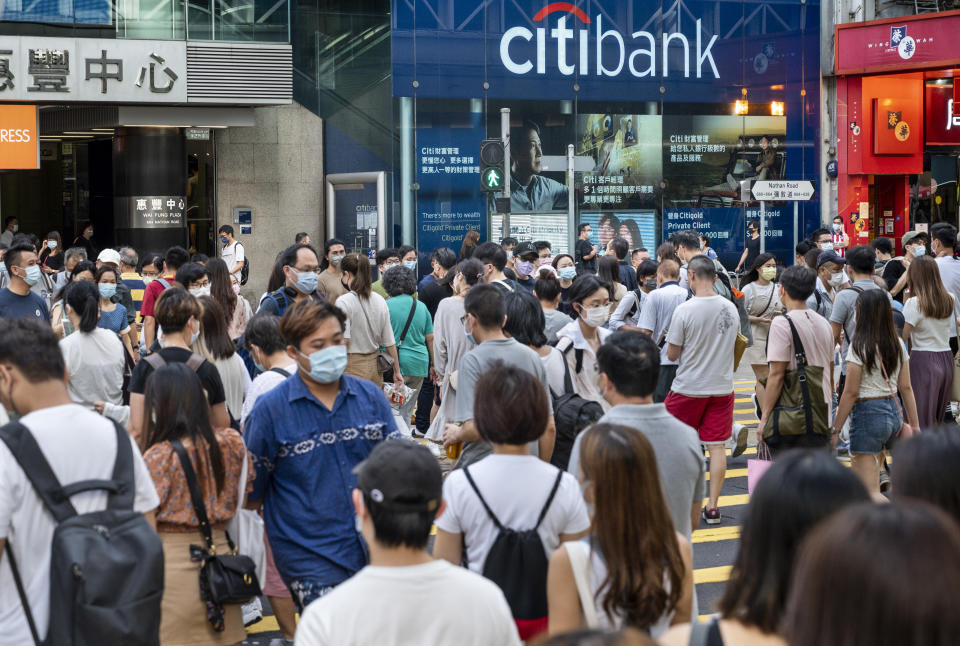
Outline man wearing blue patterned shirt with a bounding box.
[245,300,399,611]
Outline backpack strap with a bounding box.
[270,367,292,377]
[267,289,289,315]
[565,541,599,628]
[186,353,205,372]
[534,469,565,530]
[145,352,167,371]
[782,313,815,437]
[462,467,504,531]
[0,421,78,523]
[559,341,584,376]
[157,277,171,290]
[398,298,418,347]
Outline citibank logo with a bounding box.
[499,2,719,79]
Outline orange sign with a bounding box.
[0,105,39,170]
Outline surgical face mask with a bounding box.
[538,256,553,267]
[252,348,266,373]
[331,253,346,268]
[188,319,200,346]
[819,242,834,251]
[231,283,241,295]
[404,260,417,271]
[760,266,777,281]
[47,241,58,250]
[98,283,117,299]
[220,236,229,245]
[142,275,156,285]
[516,261,535,276]
[84,229,93,239]
[832,223,842,232]
[911,245,926,257]
[463,318,476,345]
[506,250,514,260]
[581,305,609,328]
[558,266,577,281]
[300,344,348,384]
[828,272,844,288]
[293,268,318,294]
[645,278,658,291]
[11,224,18,233]
[20,265,41,286]
[189,285,210,298]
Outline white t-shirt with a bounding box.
[240,362,298,431]
[294,560,521,646]
[0,405,159,643]
[336,291,396,354]
[903,297,952,352]
[221,240,245,275]
[666,295,739,396]
[637,283,689,366]
[60,328,125,410]
[847,340,909,399]
[539,346,567,396]
[436,454,590,574]
[214,353,251,423]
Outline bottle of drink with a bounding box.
[445,422,463,460]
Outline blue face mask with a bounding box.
[98,283,117,299]
[404,260,417,271]
[22,265,41,286]
[300,344,348,383]
[293,268,319,294]
[558,266,577,281]
[220,236,229,244]
[463,319,476,345]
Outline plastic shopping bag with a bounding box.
[747,442,773,494]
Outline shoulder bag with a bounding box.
[171,440,261,609]
[384,298,418,382]
[565,541,599,628]
[356,295,395,374]
[759,313,829,444]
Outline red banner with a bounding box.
[926,84,960,145]
[836,11,960,74]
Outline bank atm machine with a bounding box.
[325,172,388,266]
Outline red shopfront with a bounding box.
[836,11,960,252]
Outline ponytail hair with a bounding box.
[340,253,372,299]
[64,280,99,333]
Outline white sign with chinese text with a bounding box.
[0,37,186,103]
[751,180,815,201]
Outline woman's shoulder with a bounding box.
[143,440,175,468]
[215,427,247,453]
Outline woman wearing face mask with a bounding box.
[740,253,782,409]
[886,231,928,302]
[609,260,659,332]
[555,275,613,412]
[335,253,404,389]
[127,287,231,447]
[96,265,137,363]
[598,256,626,317]
[41,231,64,273]
[50,259,97,338]
[425,259,483,448]
[552,254,578,315]
[72,223,96,259]
[59,280,129,426]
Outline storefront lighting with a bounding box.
[734,99,749,115]
[770,101,785,116]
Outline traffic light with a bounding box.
[480,138,505,192]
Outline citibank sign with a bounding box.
[499,2,719,79]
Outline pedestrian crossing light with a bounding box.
[481,166,505,192]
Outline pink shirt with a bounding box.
[766,310,835,415]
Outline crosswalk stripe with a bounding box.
[706,468,747,481]
[705,493,750,507]
[733,408,755,414]
[734,387,754,392]
[693,526,741,543]
[723,447,756,456]
[734,398,752,403]
[698,613,719,623]
[247,616,281,635]
[694,565,733,584]
[734,380,755,385]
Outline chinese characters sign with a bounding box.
[124,196,186,229]
[0,37,186,102]
[836,13,960,74]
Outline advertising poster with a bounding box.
[662,115,787,209]
[490,214,570,254]
[580,211,658,253]
[334,183,380,260]
[578,114,661,211]
[664,205,792,269]
[417,111,487,255]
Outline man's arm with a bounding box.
[666,343,683,363]
[756,361,787,442]
[830,321,843,347]
[143,316,156,349]
[539,417,556,463]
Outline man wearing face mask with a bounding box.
[609,259,659,332]
[218,225,245,280]
[885,230,928,303]
[473,242,519,294]
[638,260,688,402]
[317,238,348,304]
[512,241,539,294]
[175,262,210,298]
[0,217,18,247]
[244,300,400,612]
[806,250,846,320]
[72,223,96,260]
[831,216,850,258]
[258,244,325,317]
[735,219,761,274]
[0,241,50,321]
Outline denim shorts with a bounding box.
[849,397,900,454]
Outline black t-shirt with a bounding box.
[882,258,907,303]
[744,235,761,271]
[128,347,227,405]
[515,276,536,293]
[503,267,518,281]
[576,239,597,273]
[419,281,452,318]
[43,252,64,272]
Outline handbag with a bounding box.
[747,441,773,494]
[225,451,266,584]
[357,297,394,374]
[171,440,262,607]
[733,332,749,371]
[565,541,599,628]
[758,314,829,443]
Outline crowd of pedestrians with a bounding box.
[0,223,958,646]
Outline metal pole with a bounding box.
[760,200,766,254]
[567,144,575,256]
[399,97,414,246]
[500,108,511,238]
[793,201,799,263]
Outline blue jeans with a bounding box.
[849,397,900,454]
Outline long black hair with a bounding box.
[741,252,777,288]
[143,363,226,493]
[852,289,902,376]
[63,280,99,333]
[503,290,547,348]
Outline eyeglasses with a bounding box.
[193,279,210,288]
[291,266,321,275]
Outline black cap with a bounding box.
[354,440,442,513]
[817,250,846,268]
[514,241,536,257]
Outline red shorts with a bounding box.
[665,391,735,444]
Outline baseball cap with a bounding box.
[817,250,846,268]
[514,241,537,257]
[354,440,442,513]
[902,231,924,247]
[97,249,123,266]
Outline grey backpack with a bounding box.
[0,420,163,646]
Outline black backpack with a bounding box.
[463,467,564,640]
[240,248,250,286]
[0,420,163,646]
[550,344,605,470]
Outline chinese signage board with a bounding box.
[926,84,960,146]
[124,196,186,229]
[835,11,960,74]
[0,37,186,102]
[0,104,38,169]
[664,206,794,269]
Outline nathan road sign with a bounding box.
[751,180,815,201]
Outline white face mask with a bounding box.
[820,242,834,251]
[582,305,609,328]
[828,272,844,288]
[189,285,210,298]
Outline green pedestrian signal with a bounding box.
[482,166,504,192]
